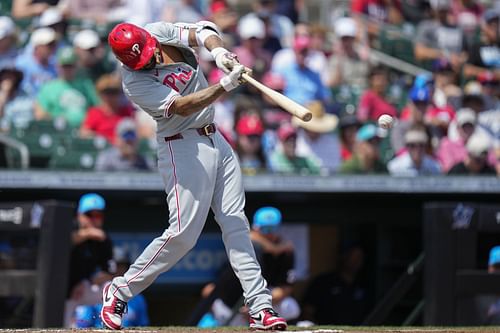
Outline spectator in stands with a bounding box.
[74,247,150,328]
[37,7,68,45]
[388,127,442,176]
[437,108,477,172]
[327,17,369,90]
[339,114,361,161]
[15,27,58,98]
[276,0,304,24]
[400,0,432,25]
[351,0,404,41]
[34,46,99,127]
[464,8,500,82]
[0,17,19,69]
[241,0,294,50]
[414,0,467,69]
[340,123,387,174]
[392,86,430,154]
[234,16,272,80]
[271,23,328,84]
[73,29,115,82]
[448,134,495,175]
[269,122,320,174]
[276,36,331,107]
[430,58,461,109]
[65,193,114,328]
[80,74,134,144]
[357,66,398,123]
[235,114,267,175]
[302,242,367,325]
[477,72,500,111]
[208,1,238,34]
[451,0,484,46]
[11,0,61,19]
[293,101,341,173]
[95,118,152,172]
[0,67,33,132]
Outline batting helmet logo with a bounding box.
[108,23,157,70]
[132,43,141,55]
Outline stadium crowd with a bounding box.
[0,0,499,176]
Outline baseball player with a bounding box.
[100,20,287,331]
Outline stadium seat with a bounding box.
[49,150,98,170]
[67,136,109,151]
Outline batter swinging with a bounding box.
[101,21,287,331]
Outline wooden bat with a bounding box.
[241,73,312,122]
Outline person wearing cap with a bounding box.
[73,29,115,82]
[80,74,135,144]
[391,86,431,154]
[249,207,299,322]
[235,114,267,175]
[269,122,320,174]
[448,133,495,175]
[37,7,68,44]
[34,46,99,127]
[388,126,441,176]
[233,15,272,80]
[437,108,478,172]
[276,34,331,107]
[0,16,19,70]
[327,17,369,90]
[357,66,397,123]
[241,0,294,50]
[292,100,341,173]
[271,23,329,84]
[95,118,153,172]
[65,193,114,328]
[414,0,467,68]
[340,123,387,174]
[0,67,34,132]
[464,8,500,82]
[15,27,58,97]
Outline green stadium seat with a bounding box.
[49,150,98,170]
[67,136,109,151]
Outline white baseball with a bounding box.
[378,114,394,129]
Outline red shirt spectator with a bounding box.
[351,0,402,24]
[80,74,134,144]
[357,66,397,122]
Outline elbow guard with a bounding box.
[195,20,221,47]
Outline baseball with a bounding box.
[378,114,394,129]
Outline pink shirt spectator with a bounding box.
[400,105,455,124]
[436,137,467,172]
[450,0,484,31]
[357,90,397,122]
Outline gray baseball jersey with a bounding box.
[110,21,272,315]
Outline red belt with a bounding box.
[164,123,216,142]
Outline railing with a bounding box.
[0,134,29,169]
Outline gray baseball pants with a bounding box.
[110,129,272,314]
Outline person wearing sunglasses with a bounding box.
[65,193,114,328]
[388,127,442,176]
[448,133,495,175]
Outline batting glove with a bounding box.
[211,47,239,74]
[220,64,245,92]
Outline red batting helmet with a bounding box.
[108,23,157,70]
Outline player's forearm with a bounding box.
[169,84,226,117]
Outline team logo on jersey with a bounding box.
[132,43,141,55]
[163,67,193,92]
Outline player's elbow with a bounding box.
[168,99,191,117]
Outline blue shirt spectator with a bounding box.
[0,68,34,131]
[15,27,58,98]
[0,17,19,70]
[276,36,331,107]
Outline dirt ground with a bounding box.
[2,328,500,333]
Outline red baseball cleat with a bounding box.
[249,308,288,331]
[100,283,127,330]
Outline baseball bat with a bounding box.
[242,73,312,122]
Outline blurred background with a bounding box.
[0,0,499,329]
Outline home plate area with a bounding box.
[1,328,499,333]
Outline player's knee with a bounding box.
[172,232,198,253]
[217,212,250,235]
